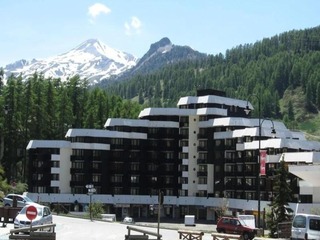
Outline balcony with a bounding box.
[197,146,207,152]
[70,168,84,174]
[197,171,207,177]
[197,158,208,164]
[197,133,207,139]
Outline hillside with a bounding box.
[104,26,320,136]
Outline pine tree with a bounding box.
[267,157,293,237]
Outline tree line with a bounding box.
[0,71,142,186]
[104,26,320,128]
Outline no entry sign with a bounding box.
[26,205,38,221]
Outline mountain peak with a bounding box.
[149,37,172,52]
[72,38,111,56]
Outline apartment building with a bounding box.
[26,89,320,220]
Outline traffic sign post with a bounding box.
[86,184,96,221]
[26,205,37,221]
[26,205,37,231]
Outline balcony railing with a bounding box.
[197,171,208,177]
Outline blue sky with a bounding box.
[1,0,320,67]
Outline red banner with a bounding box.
[260,150,267,176]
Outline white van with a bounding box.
[291,214,320,240]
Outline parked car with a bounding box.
[3,194,34,207]
[216,216,257,240]
[122,216,135,224]
[14,204,53,230]
[291,214,320,240]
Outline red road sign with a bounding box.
[26,205,37,221]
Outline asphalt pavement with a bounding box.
[0,215,272,240]
[0,216,216,240]
[135,221,216,233]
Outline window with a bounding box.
[113,187,122,194]
[130,188,139,195]
[131,163,140,171]
[237,178,243,185]
[246,178,253,186]
[148,128,158,134]
[52,161,60,168]
[151,177,157,183]
[199,140,207,148]
[180,140,188,147]
[179,177,188,184]
[111,175,123,183]
[131,139,140,146]
[111,138,123,145]
[165,152,174,160]
[148,164,157,171]
[179,165,188,171]
[225,139,233,147]
[72,161,84,169]
[92,162,100,170]
[199,165,207,172]
[180,152,188,159]
[237,164,243,172]
[225,165,233,172]
[113,162,123,171]
[165,189,173,196]
[199,153,207,160]
[51,174,59,181]
[165,164,174,171]
[178,189,187,197]
[292,215,306,228]
[180,128,188,137]
[93,150,101,157]
[34,161,43,168]
[165,177,174,184]
[215,140,222,146]
[131,176,139,183]
[92,174,101,182]
[72,174,84,181]
[310,219,320,231]
[33,174,43,181]
[73,149,84,157]
[198,191,206,197]
[198,177,207,184]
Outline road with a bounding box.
[0,215,215,240]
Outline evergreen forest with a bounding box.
[104,26,320,137]
[1,25,320,189]
[0,72,142,187]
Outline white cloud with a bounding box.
[88,3,111,23]
[125,16,142,36]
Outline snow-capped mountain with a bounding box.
[4,39,137,84]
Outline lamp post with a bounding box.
[86,184,96,221]
[245,97,276,229]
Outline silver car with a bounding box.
[291,214,320,240]
[14,204,53,229]
[3,194,34,207]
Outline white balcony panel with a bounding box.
[182,159,189,165]
[197,184,208,191]
[51,154,60,161]
[182,171,188,178]
[51,168,60,174]
[182,184,188,190]
[51,180,60,187]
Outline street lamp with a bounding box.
[245,97,276,229]
[86,184,96,221]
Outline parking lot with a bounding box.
[0,215,216,240]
